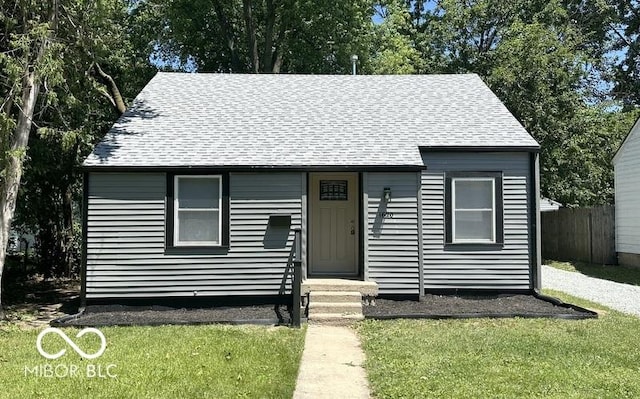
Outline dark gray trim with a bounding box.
[532,291,598,318]
[423,288,530,295]
[305,172,310,279]
[358,172,365,279]
[301,173,308,280]
[165,172,230,251]
[80,172,89,309]
[165,173,174,247]
[362,172,369,281]
[530,153,541,291]
[50,308,86,326]
[416,171,425,299]
[444,171,504,245]
[82,165,426,173]
[420,146,539,153]
[55,318,290,327]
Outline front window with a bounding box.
[452,178,495,243]
[445,172,503,245]
[174,175,222,246]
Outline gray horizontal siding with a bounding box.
[367,172,420,294]
[86,172,302,298]
[614,124,640,254]
[421,152,532,290]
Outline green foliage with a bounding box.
[371,0,636,206]
[612,0,640,106]
[1,1,154,276]
[369,1,425,74]
[544,107,640,205]
[135,0,375,73]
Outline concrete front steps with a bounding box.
[302,279,378,325]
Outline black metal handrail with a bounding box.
[291,228,302,328]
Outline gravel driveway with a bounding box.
[542,265,640,317]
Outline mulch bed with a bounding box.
[363,294,597,320]
[55,304,293,327]
[53,294,596,327]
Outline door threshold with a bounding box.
[307,275,362,280]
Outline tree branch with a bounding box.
[93,62,126,114]
[609,23,631,47]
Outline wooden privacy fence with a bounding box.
[541,205,616,265]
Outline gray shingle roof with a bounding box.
[83,72,538,168]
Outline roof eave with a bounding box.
[419,145,540,153]
[81,164,427,173]
[612,114,640,165]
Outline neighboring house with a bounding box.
[7,231,19,255]
[7,228,36,256]
[540,197,562,212]
[81,73,541,305]
[613,117,640,268]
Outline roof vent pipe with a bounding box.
[351,55,358,75]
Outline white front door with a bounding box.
[309,173,358,276]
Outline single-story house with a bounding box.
[540,197,562,212]
[81,72,541,306]
[613,116,640,268]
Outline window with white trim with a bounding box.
[445,172,504,245]
[452,178,495,243]
[174,175,222,246]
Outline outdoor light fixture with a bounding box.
[383,187,392,203]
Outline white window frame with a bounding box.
[451,177,496,244]
[174,175,222,246]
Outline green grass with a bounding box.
[0,324,305,399]
[546,259,640,286]
[357,291,640,399]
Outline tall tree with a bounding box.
[0,1,64,319]
[1,0,153,316]
[13,0,154,278]
[372,0,625,206]
[611,0,640,106]
[135,0,374,73]
[369,1,429,74]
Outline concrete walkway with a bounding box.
[542,265,640,317]
[293,325,371,399]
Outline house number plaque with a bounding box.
[320,180,348,201]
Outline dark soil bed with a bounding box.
[363,294,597,320]
[55,304,293,327]
[54,294,596,327]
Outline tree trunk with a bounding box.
[0,0,55,318]
[261,0,276,72]
[94,63,126,114]
[242,0,259,73]
[212,0,242,72]
[62,186,74,277]
[0,69,41,319]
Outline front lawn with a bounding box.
[357,291,640,399]
[546,260,640,286]
[0,324,305,399]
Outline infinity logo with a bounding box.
[36,327,107,360]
